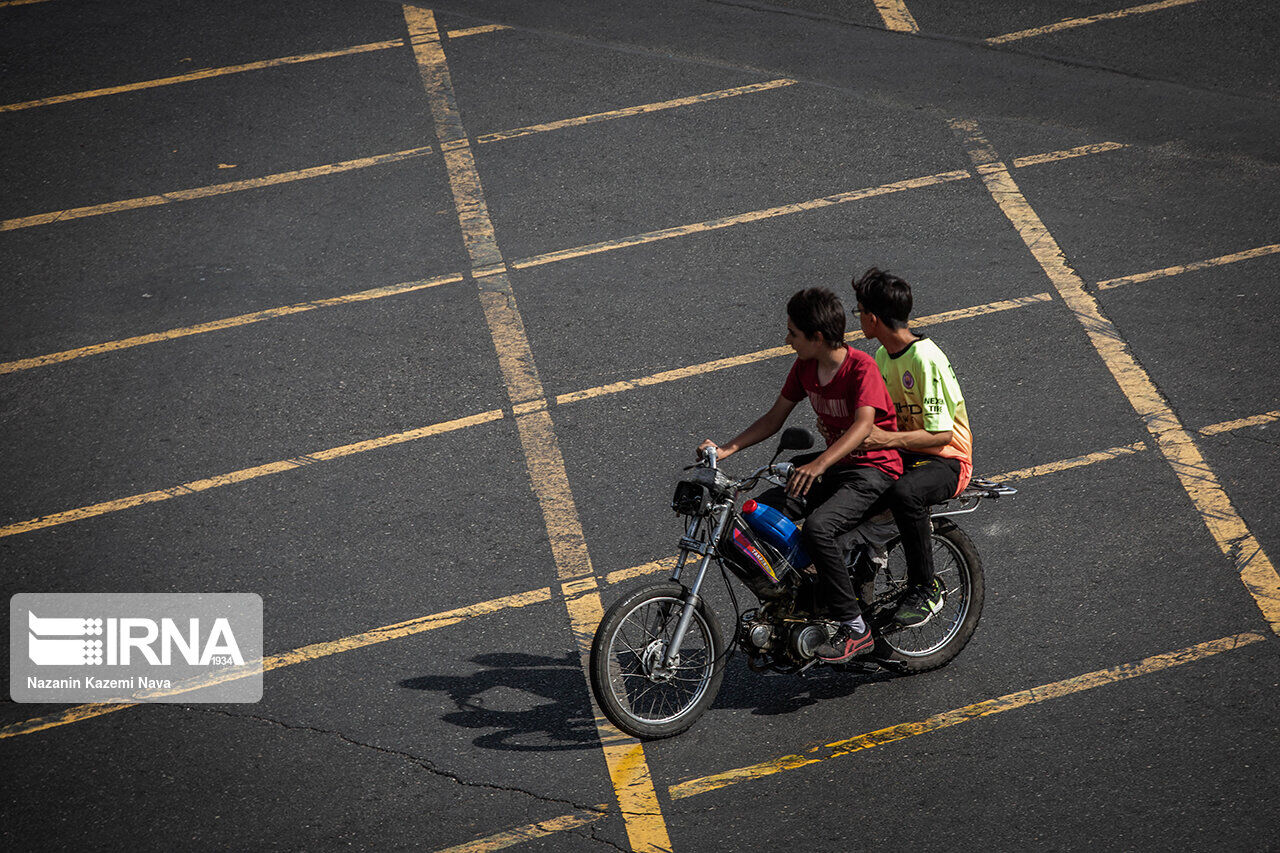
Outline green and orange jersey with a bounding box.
[873,336,973,494]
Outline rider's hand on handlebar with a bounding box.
[787,458,829,497]
[697,439,731,461]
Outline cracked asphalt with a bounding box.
[2,0,1278,850]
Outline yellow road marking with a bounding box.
[512,169,975,271]
[670,631,1266,798]
[475,78,797,144]
[0,27,507,114]
[556,293,1054,405]
[0,143,1119,376]
[4,404,1274,741]
[987,0,1205,44]
[1010,141,1129,168]
[1199,409,1280,437]
[438,811,608,853]
[0,409,504,539]
[954,117,1280,635]
[437,630,1268,849]
[606,557,680,587]
[0,78,804,236]
[1097,243,1280,290]
[0,587,552,739]
[0,0,54,6]
[404,7,670,849]
[994,441,1149,482]
[445,24,512,38]
[872,0,920,33]
[0,273,463,375]
[0,40,406,114]
[0,146,435,232]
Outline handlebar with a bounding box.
[697,445,719,468]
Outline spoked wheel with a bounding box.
[589,582,725,739]
[857,519,984,673]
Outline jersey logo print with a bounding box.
[809,394,849,418]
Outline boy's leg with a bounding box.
[801,466,895,622]
[888,455,962,588]
[803,466,894,662]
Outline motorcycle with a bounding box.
[588,427,1016,739]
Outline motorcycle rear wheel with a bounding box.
[589,582,725,740]
[859,519,984,673]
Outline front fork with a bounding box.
[662,504,732,670]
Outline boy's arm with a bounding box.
[788,405,876,496]
[862,426,952,451]
[699,393,797,461]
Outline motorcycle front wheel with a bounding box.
[589,581,725,740]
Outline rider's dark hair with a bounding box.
[786,288,846,349]
[853,268,912,330]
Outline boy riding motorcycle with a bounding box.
[698,287,901,662]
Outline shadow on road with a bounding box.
[401,650,900,751]
[715,660,901,717]
[400,651,601,752]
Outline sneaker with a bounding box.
[814,622,874,663]
[892,579,945,628]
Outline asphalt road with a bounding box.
[2,0,1278,850]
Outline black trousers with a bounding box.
[886,454,962,587]
[759,463,894,622]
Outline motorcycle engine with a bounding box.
[788,623,831,660]
[739,613,776,652]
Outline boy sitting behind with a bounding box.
[853,268,974,627]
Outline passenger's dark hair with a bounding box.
[853,268,912,330]
[786,288,846,349]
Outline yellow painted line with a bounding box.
[438,630,1268,848]
[994,440,1149,482]
[404,7,671,850]
[445,24,512,38]
[872,0,920,33]
[0,146,434,232]
[1199,410,1280,437]
[4,402,1274,741]
[0,0,56,7]
[606,556,680,587]
[512,169,975,271]
[987,0,1205,44]
[0,273,463,375]
[555,293,1054,406]
[954,117,1280,635]
[0,143,1113,376]
[0,409,504,539]
[0,26,505,114]
[0,40,408,114]
[475,78,797,144]
[1010,141,1129,168]
[670,631,1266,798]
[1097,243,1280,290]
[0,586,552,740]
[438,811,608,853]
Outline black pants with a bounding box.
[886,454,961,587]
[759,463,894,622]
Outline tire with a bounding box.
[859,519,984,673]
[589,581,725,740]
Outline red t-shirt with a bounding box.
[781,346,903,478]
